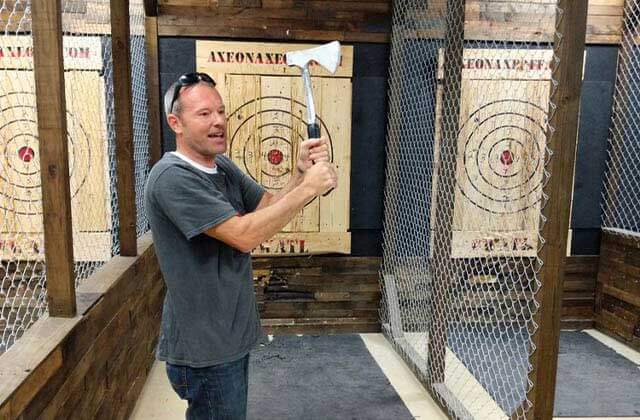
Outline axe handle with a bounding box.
[307,123,333,197]
[307,123,321,140]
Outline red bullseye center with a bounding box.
[267,149,284,165]
[18,146,35,163]
[500,149,514,166]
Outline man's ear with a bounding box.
[167,113,182,134]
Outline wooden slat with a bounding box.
[601,283,640,308]
[156,0,624,44]
[254,256,381,334]
[0,317,77,419]
[526,3,589,419]
[252,255,381,270]
[111,0,138,256]
[261,317,380,335]
[145,16,163,167]
[564,255,599,273]
[31,0,77,317]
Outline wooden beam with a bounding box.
[144,0,158,17]
[427,0,466,384]
[145,16,162,167]
[526,2,589,419]
[31,0,76,317]
[111,0,138,256]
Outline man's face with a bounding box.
[168,83,227,158]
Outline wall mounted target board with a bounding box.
[434,49,553,258]
[197,41,353,255]
[0,36,111,261]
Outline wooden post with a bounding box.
[145,16,162,167]
[427,0,465,383]
[111,0,138,256]
[526,2,589,419]
[143,0,158,17]
[31,0,77,317]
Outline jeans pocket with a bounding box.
[165,363,189,400]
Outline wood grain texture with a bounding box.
[111,0,138,256]
[0,233,163,419]
[197,41,353,255]
[526,2,588,419]
[254,256,382,334]
[157,0,623,44]
[31,0,76,317]
[595,231,640,352]
[145,16,163,167]
[428,0,466,385]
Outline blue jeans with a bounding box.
[166,354,250,420]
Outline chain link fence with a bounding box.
[130,0,151,238]
[0,0,152,355]
[602,0,640,238]
[63,0,117,283]
[0,0,46,355]
[380,1,560,418]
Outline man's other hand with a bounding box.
[297,137,330,173]
[302,161,337,196]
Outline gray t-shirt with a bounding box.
[144,152,265,367]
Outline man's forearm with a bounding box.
[265,167,304,207]
[209,182,316,252]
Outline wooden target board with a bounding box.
[0,36,111,261]
[434,49,553,258]
[197,41,352,255]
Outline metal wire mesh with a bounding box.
[0,0,152,355]
[380,1,559,418]
[0,0,47,355]
[602,0,640,237]
[130,0,151,238]
[62,0,117,284]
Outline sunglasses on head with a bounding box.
[169,72,216,114]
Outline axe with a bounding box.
[286,41,341,140]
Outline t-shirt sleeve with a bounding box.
[153,166,238,240]
[239,172,265,213]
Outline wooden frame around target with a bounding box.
[0,67,111,261]
[197,41,353,255]
[432,48,553,258]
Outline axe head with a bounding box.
[286,41,341,73]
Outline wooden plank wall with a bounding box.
[595,231,640,351]
[0,234,164,419]
[563,256,599,329]
[252,255,599,334]
[156,0,623,44]
[254,256,381,334]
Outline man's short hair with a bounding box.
[163,73,217,118]
[163,81,181,117]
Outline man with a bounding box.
[144,72,337,419]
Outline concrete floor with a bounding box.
[130,332,640,420]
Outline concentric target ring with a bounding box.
[0,92,93,215]
[228,96,334,190]
[457,99,547,214]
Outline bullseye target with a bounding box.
[0,91,92,216]
[430,50,554,258]
[1,40,112,261]
[228,96,334,190]
[208,54,353,255]
[457,99,547,215]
